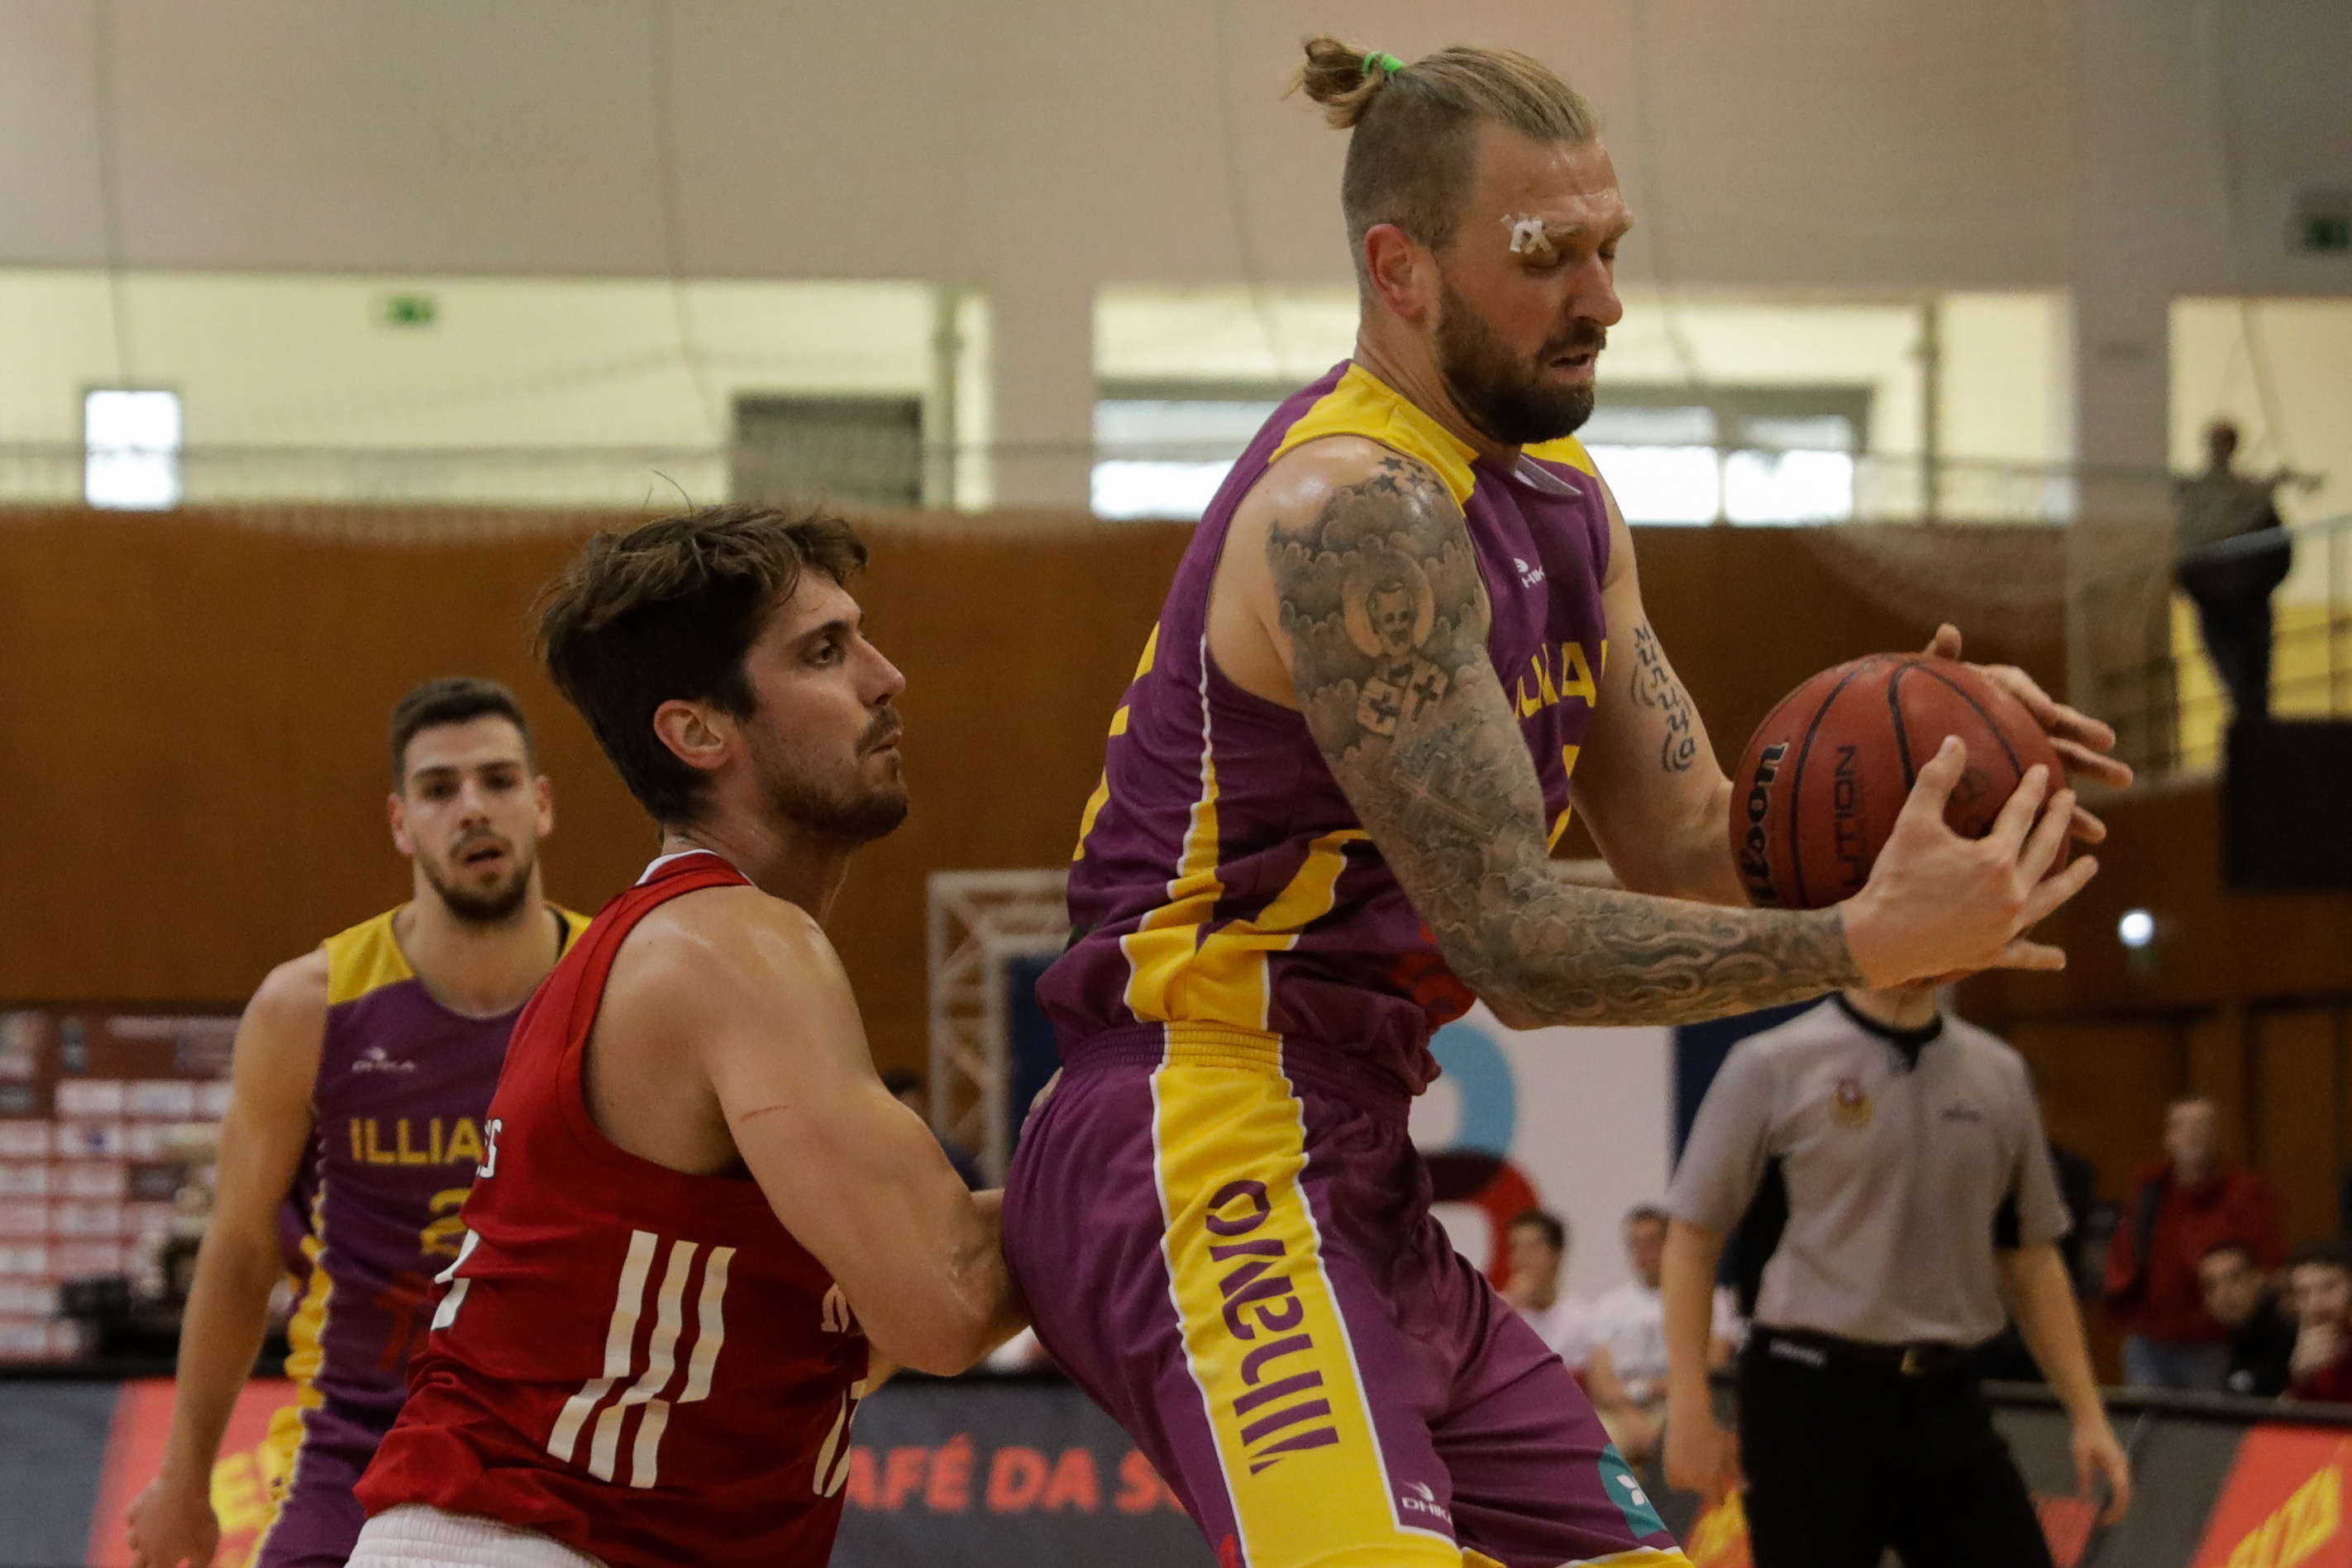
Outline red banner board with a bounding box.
[1679,1479,2102,1567]
[86,1377,301,1568]
[2191,1425,2352,1568]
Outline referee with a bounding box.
[1660,985,2130,1566]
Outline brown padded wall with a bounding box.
[0,509,2058,1080]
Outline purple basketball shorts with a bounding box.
[1004,1025,1689,1568]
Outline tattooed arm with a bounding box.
[1214,437,2094,1030]
[1567,488,1746,905]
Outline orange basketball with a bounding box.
[1729,655,2065,911]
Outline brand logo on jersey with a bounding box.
[346,1115,488,1167]
[1400,1480,1453,1522]
[1514,556,1547,588]
[351,1044,417,1074]
[820,1283,863,1337]
[1204,1178,1342,1475]
[1939,1103,1985,1124]
[1832,1078,1873,1129]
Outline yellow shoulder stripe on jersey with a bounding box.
[324,902,591,1006]
[322,909,413,1007]
[1522,432,1601,476]
[1267,363,1481,508]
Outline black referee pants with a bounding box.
[1737,1337,2054,1568]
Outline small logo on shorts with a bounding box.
[1399,1480,1453,1523]
[1514,556,1546,588]
[1832,1077,1873,1129]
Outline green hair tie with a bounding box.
[1366,50,1405,77]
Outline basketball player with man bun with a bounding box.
[128,679,588,1568]
[351,507,1025,1567]
[1005,41,2130,1568]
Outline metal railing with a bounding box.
[0,440,2173,526]
[2082,512,2352,779]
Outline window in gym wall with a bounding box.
[83,389,182,510]
[1091,383,1290,520]
[731,395,925,511]
[1584,387,1867,526]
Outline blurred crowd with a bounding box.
[2101,1097,2352,1403]
[1505,1093,2352,1420]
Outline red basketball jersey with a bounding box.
[357,851,869,1568]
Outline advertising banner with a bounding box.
[87,1378,298,1568]
[1408,1004,1673,1298]
[2191,1424,2352,1568]
[31,1375,2352,1568]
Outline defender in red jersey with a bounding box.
[356,508,1023,1568]
[129,679,579,1568]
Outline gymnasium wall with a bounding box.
[1964,781,2352,1243]
[0,509,2060,1084]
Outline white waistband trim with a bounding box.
[350,1505,606,1568]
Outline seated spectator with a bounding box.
[1501,1208,1590,1366]
[2199,1241,2297,1397]
[2289,1239,2352,1403]
[1585,1204,1737,1411]
[2103,1098,2284,1390]
[1499,1208,1663,1463]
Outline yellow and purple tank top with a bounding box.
[274,903,586,1435]
[1041,360,1610,1097]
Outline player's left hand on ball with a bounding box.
[1924,624,2133,842]
[2073,1417,2132,1525]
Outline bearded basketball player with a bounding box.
[128,679,586,1568]
[1003,41,2132,1568]
[351,507,1024,1567]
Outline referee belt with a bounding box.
[1753,1325,1972,1378]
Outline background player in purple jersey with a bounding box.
[128,679,586,1568]
[1005,40,2132,1568]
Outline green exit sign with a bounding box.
[2292,193,2352,255]
[2297,212,2352,255]
[379,293,438,327]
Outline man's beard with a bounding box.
[421,841,537,926]
[1436,277,1603,447]
[751,707,910,847]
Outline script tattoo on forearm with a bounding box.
[1630,623,1701,774]
[1269,455,1861,1026]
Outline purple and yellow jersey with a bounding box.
[275,905,587,1430]
[1041,360,1611,1096]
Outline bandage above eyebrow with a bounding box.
[1505,215,1555,256]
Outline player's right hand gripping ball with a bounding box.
[1729,654,2065,910]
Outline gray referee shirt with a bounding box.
[1667,995,2071,1346]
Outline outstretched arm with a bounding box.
[2000,1244,2130,1523]
[128,955,327,1568]
[1255,441,2092,1028]
[1660,1219,1741,1499]
[671,896,1026,1375]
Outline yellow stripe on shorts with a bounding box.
[1150,1031,1456,1568]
